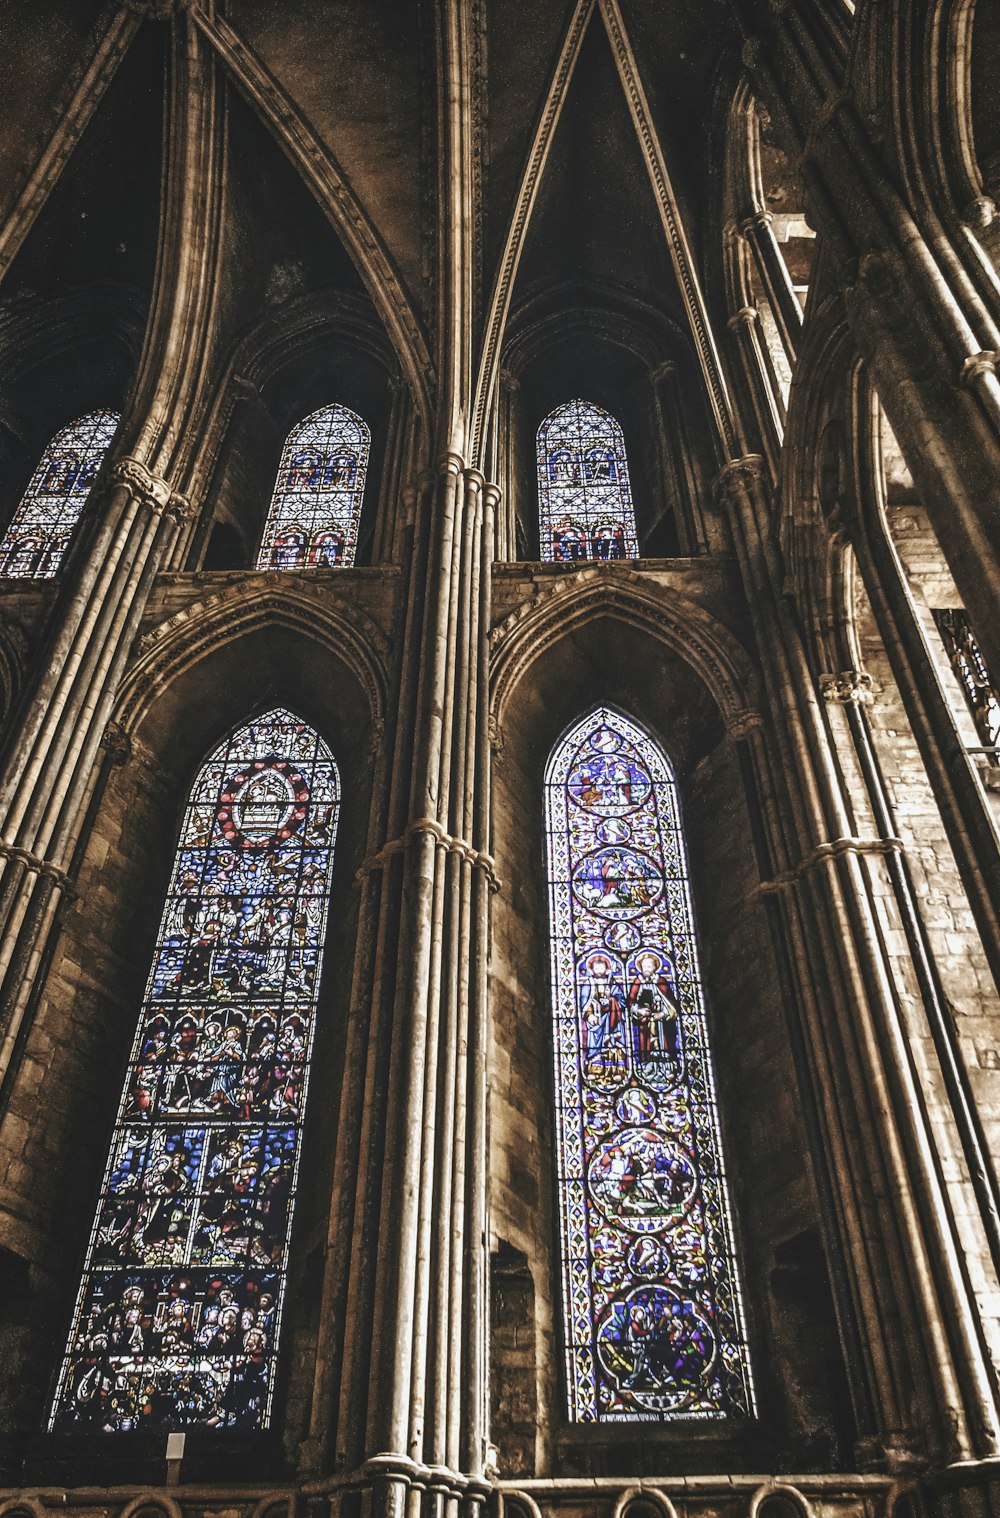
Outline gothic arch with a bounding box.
[196,10,433,421]
[191,293,408,571]
[115,581,390,743]
[490,574,760,736]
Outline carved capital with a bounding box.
[100,721,133,767]
[740,210,773,239]
[110,457,188,520]
[820,670,875,706]
[961,350,998,387]
[965,196,996,231]
[728,305,760,332]
[231,373,259,400]
[726,708,764,742]
[712,454,766,508]
[437,449,466,479]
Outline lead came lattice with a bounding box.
[545,708,754,1421]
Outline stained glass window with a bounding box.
[545,707,754,1422]
[50,708,340,1434]
[933,608,1000,755]
[537,401,638,563]
[0,410,119,578]
[257,404,369,570]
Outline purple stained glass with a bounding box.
[545,708,754,1422]
[0,410,119,578]
[257,403,369,570]
[49,708,339,1433]
[538,400,638,564]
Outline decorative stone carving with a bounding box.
[820,670,875,706]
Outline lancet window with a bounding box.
[50,708,340,1433]
[545,707,754,1422]
[537,401,638,563]
[934,608,1000,756]
[0,410,119,578]
[257,403,369,570]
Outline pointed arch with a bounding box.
[257,404,370,570]
[193,10,433,421]
[0,410,119,578]
[545,706,754,1421]
[50,707,341,1433]
[538,401,637,562]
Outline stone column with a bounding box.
[740,207,802,366]
[716,454,1000,1472]
[316,3,493,1511]
[0,11,225,1241]
[648,360,710,554]
[736,1,1000,679]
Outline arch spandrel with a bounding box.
[490,573,761,739]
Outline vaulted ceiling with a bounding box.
[0,0,742,350]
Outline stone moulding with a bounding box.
[489,568,760,733]
[113,579,391,738]
[191,9,434,422]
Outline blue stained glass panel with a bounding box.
[0,410,119,578]
[545,707,754,1422]
[257,404,369,570]
[537,401,638,564]
[49,708,339,1433]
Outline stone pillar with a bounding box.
[740,207,802,365]
[737,1,1000,679]
[0,12,224,1239]
[725,298,784,475]
[716,454,1000,1470]
[311,3,493,1511]
[844,373,1000,995]
[648,360,710,554]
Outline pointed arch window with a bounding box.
[50,708,340,1433]
[257,403,369,570]
[0,410,119,578]
[545,708,754,1421]
[537,400,638,563]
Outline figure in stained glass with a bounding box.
[0,410,119,579]
[50,708,340,1434]
[258,404,369,570]
[538,401,638,564]
[546,707,754,1422]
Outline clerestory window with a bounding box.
[0,410,119,578]
[537,401,638,564]
[257,403,369,570]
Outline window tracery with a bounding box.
[50,708,340,1433]
[537,401,638,563]
[257,404,369,570]
[545,707,754,1421]
[0,410,119,578]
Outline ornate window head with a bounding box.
[545,707,754,1421]
[257,403,370,570]
[0,410,119,578]
[50,708,340,1433]
[537,401,638,564]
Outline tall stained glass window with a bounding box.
[537,400,638,563]
[257,403,369,570]
[0,410,119,578]
[545,708,754,1422]
[50,708,340,1433]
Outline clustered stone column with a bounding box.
[0,8,224,1277]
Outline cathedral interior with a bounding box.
[0,4,999,1518]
